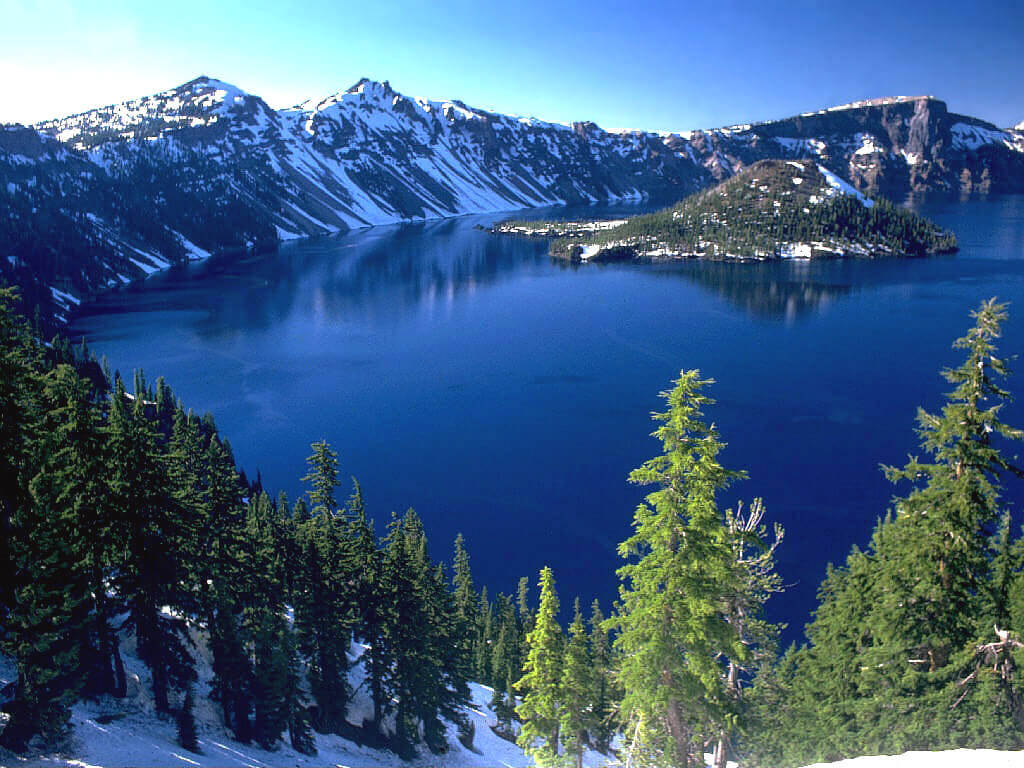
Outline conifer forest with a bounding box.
[2,279,1024,767]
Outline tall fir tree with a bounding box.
[560,599,594,768]
[106,376,195,713]
[588,600,617,753]
[515,566,564,767]
[748,300,1024,766]
[608,370,749,768]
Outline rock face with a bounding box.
[673,96,1024,197]
[2,79,1023,324]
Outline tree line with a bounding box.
[0,285,555,758]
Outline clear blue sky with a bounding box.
[2,0,1022,130]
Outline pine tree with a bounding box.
[28,364,121,698]
[302,440,340,514]
[0,491,91,750]
[878,298,1023,670]
[753,300,1024,764]
[515,566,563,767]
[475,587,495,685]
[452,533,478,689]
[0,288,41,618]
[106,376,195,713]
[517,576,534,636]
[293,514,354,733]
[608,370,748,768]
[352,503,390,740]
[293,443,356,734]
[560,599,593,768]
[244,493,292,750]
[587,600,616,753]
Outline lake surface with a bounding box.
[71,194,1024,645]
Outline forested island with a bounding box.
[2,285,1024,768]
[493,160,958,263]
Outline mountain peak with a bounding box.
[346,77,393,96]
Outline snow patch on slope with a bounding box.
[817,164,874,207]
[0,634,615,768]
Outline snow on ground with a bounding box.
[801,750,1024,768]
[817,164,874,208]
[1,636,1022,768]
[0,634,616,768]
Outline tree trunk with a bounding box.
[93,580,116,695]
[666,699,693,768]
[113,634,127,698]
[714,660,740,768]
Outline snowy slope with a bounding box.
[0,633,617,768]
[4,634,1023,768]
[33,76,710,238]
[5,79,1024,327]
[32,77,1024,241]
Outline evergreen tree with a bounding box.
[302,440,340,514]
[452,533,479,689]
[293,442,356,734]
[750,300,1024,765]
[560,599,593,768]
[106,376,195,713]
[244,493,293,750]
[0,288,41,616]
[0,484,91,750]
[28,364,121,697]
[515,566,563,767]
[517,576,534,635]
[587,600,616,753]
[352,502,390,739]
[608,370,748,768]
[475,587,495,685]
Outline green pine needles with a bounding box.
[608,371,783,768]
[743,298,1024,766]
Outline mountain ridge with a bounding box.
[2,75,1023,326]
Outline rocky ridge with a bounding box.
[2,77,1021,323]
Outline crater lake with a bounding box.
[70,194,1024,643]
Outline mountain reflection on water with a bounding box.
[71,195,1024,647]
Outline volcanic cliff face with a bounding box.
[670,96,1024,196]
[3,78,1023,324]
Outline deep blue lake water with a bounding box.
[71,194,1024,646]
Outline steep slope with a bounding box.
[670,96,1024,196]
[35,76,710,235]
[5,78,1024,326]
[0,641,616,768]
[507,159,957,262]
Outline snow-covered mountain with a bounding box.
[32,76,707,235]
[3,77,1024,325]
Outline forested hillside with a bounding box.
[498,160,958,262]
[2,289,1024,767]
